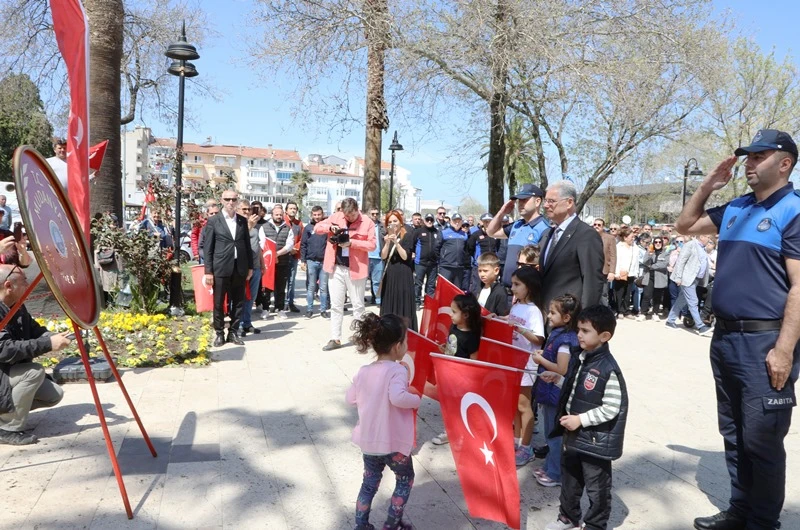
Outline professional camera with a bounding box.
[328,225,350,246]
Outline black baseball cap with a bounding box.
[480,213,493,222]
[735,129,798,157]
[510,184,544,200]
[451,213,462,220]
[424,213,435,221]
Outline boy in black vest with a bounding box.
[544,304,628,530]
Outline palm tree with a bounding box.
[290,169,314,213]
[85,0,124,221]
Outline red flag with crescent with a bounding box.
[431,354,522,529]
[50,0,90,236]
[419,295,436,337]
[426,275,464,344]
[261,238,277,290]
[476,337,530,372]
[402,330,437,395]
[88,140,108,172]
[481,316,514,344]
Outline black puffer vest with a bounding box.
[551,343,628,461]
[261,220,292,266]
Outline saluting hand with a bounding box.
[701,156,737,192]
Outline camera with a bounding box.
[328,225,350,246]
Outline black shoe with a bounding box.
[213,334,225,348]
[533,445,549,458]
[0,429,38,446]
[693,511,746,530]
[322,340,342,351]
[244,326,260,334]
[321,311,330,319]
[288,304,301,313]
[226,331,244,346]
[305,312,313,319]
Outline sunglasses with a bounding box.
[208,212,217,216]
[593,223,603,227]
[370,212,378,216]
[222,197,237,202]
[437,212,445,216]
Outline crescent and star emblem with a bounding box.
[460,392,498,466]
[73,116,84,147]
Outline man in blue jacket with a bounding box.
[435,213,468,290]
[413,213,440,306]
[300,206,330,318]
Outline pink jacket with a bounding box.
[314,211,376,280]
[346,361,421,456]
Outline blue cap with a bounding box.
[735,129,797,157]
[510,184,544,200]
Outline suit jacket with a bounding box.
[539,216,605,309]
[600,232,617,276]
[203,211,254,278]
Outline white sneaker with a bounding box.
[635,314,646,322]
[431,432,449,445]
[279,310,290,319]
[261,310,270,320]
[652,314,661,322]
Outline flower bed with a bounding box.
[36,311,213,369]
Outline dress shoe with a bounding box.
[288,304,301,313]
[226,331,244,346]
[320,311,330,319]
[213,334,225,348]
[693,511,746,530]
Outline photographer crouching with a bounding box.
[314,198,376,351]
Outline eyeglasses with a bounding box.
[610,228,618,232]
[437,212,445,216]
[593,223,603,227]
[370,212,378,216]
[239,207,251,212]
[222,197,237,202]
[2,265,22,284]
[543,198,567,206]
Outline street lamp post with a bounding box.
[682,158,703,206]
[165,21,199,313]
[388,131,403,211]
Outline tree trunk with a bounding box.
[486,0,509,213]
[85,0,124,222]
[362,0,389,213]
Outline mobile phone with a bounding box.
[13,222,22,242]
[65,333,76,340]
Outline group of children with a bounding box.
[345,249,629,530]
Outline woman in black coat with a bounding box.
[379,210,418,331]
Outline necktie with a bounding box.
[548,228,562,265]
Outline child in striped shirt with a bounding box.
[543,305,628,530]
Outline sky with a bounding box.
[138,0,800,210]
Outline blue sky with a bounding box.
[140,0,797,209]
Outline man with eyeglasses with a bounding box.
[678,130,800,530]
[593,218,617,307]
[0,264,72,445]
[434,207,448,230]
[366,209,386,305]
[539,180,605,309]
[203,189,254,347]
[413,213,440,306]
[485,184,550,296]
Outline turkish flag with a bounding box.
[476,337,530,372]
[402,330,437,395]
[50,0,90,236]
[482,316,514,344]
[427,275,464,344]
[419,295,436,337]
[88,140,108,171]
[431,354,522,529]
[261,238,277,290]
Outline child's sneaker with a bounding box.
[533,467,547,479]
[544,515,581,530]
[431,432,449,445]
[535,472,562,487]
[515,445,533,467]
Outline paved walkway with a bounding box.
[2,298,799,529]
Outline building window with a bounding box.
[277,171,292,181]
[194,155,202,163]
[277,161,284,169]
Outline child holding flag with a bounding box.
[347,314,421,530]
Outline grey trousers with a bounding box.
[0,363,64,432]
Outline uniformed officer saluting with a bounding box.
[676,129,800,530]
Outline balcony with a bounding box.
[214,156,236,168]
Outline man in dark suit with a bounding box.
[538,180,605,310]
[203,189,254,347]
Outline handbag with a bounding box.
[378,242,397,297]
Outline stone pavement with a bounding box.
[1,299,799,529]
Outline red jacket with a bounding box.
[314,211,376,280]
[289,217,304,258]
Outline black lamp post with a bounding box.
[388,131,403,210]
[165,21,199,312]
[682,158,703,206]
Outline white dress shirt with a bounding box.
[223,210,238,259]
